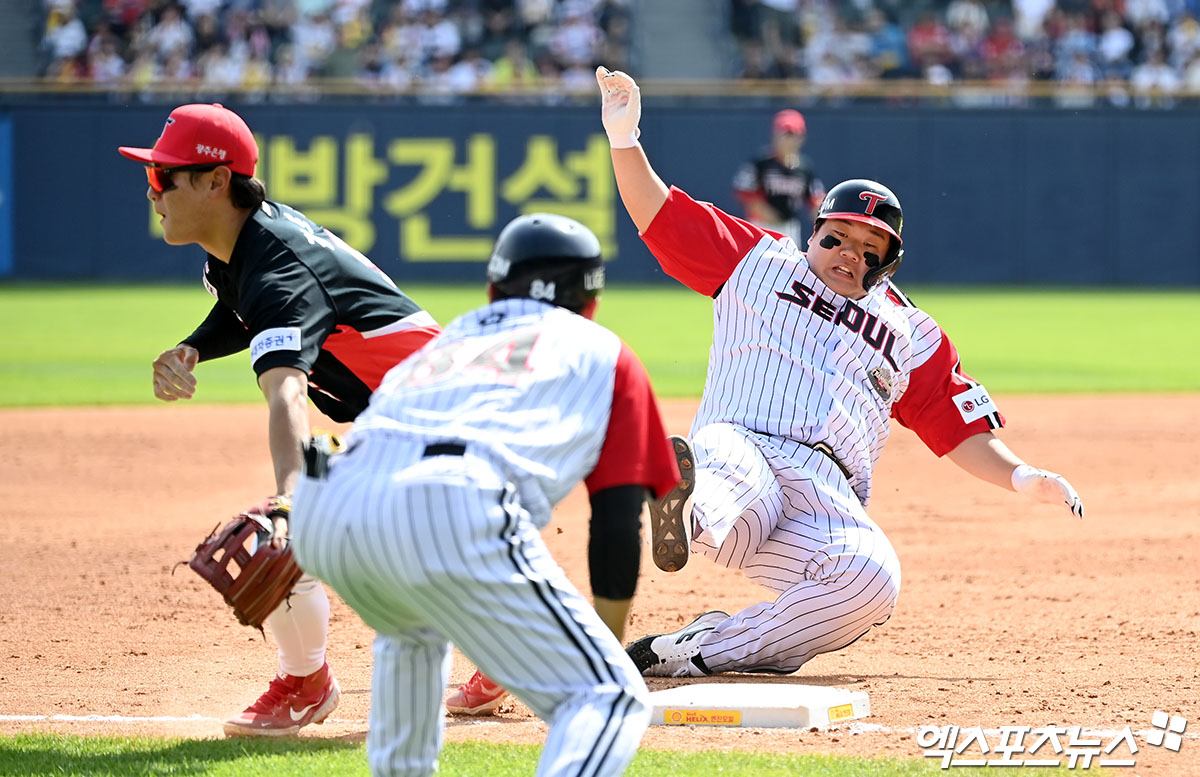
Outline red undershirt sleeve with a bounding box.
[641,185,783,297]
[892,329,1006,457]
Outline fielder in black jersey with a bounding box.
[119,103,440,738]
[731,109,825,244]
[190,200,438,423]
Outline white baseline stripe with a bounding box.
[2,714,1195,741]
[0,714,367,725]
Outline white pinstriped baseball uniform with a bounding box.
[640,187,1005,674]
[291,297,678,777]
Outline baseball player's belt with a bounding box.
[423,442,466,457]
[808,441,852,482]
[301,438,467,486]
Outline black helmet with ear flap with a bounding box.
[486,213,604,313]
[814,179,904,290]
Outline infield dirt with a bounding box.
[2,397,1197,771]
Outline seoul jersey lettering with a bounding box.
[775,280,900,370]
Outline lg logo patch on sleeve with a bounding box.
[955,385,996,424]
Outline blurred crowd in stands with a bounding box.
[732,0,1200,104]
[36,0,1200,103]
[38,0,632,95]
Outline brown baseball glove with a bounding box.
[187,496,303,632]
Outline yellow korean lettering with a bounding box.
[266,135,338,204]
[301,133,387,252]
[501,134,617,257]
[385,135,497,262]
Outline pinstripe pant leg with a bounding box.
[293,460,450,777]
[699,456,902,674]
[392,475,649,777]
[295,448,649,777]
[367,630,451,777]
[687,423,785,564]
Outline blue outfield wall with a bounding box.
[0,116,11,277]
[3,100,1199,285]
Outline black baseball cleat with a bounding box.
[650,435,695,573]
[626,610,728,677]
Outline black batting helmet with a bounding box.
[814,179,904,291]
[486,213,605,313]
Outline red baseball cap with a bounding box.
[773,109,806,135]
[118,103,257,176]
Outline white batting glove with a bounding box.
[595,65,641,149]
[1011,465,1084,519]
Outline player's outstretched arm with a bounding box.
[257,366,311,503]
[946,432,1085,519]
[596,65,669,233]
[152,344,199,401]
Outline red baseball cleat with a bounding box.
[223,662,340,737]
[445,670,508,716]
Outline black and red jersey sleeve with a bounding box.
[641,185,781,297]
[183,301,252,362]
[241,258,337,377]
[585,341,681,499]
[891,329,1006,457]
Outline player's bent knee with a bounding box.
[865,565,902,628]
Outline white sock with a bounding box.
[265,575,330,678]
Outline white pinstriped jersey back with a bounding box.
[351,298,622,511]
[291,296,656,774]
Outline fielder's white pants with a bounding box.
[688,423,902,674]
[292,436,650,777]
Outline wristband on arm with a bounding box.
[606,128,641,149]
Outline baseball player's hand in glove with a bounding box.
[152,344,199,401]
[595,65,641,148]
[1012,465,1085,518]
[186,496,303,631]
[254,494,293,548]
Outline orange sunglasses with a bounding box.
[145,163,225,193]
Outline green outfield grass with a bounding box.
[0,732,997,776]
[0,283,1196,408]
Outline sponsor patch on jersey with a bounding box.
[868,365,895,402]
[250,327,302,365]
[955,385,996,424]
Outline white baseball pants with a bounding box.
[688,423,902,674]
[292,436,649,777]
